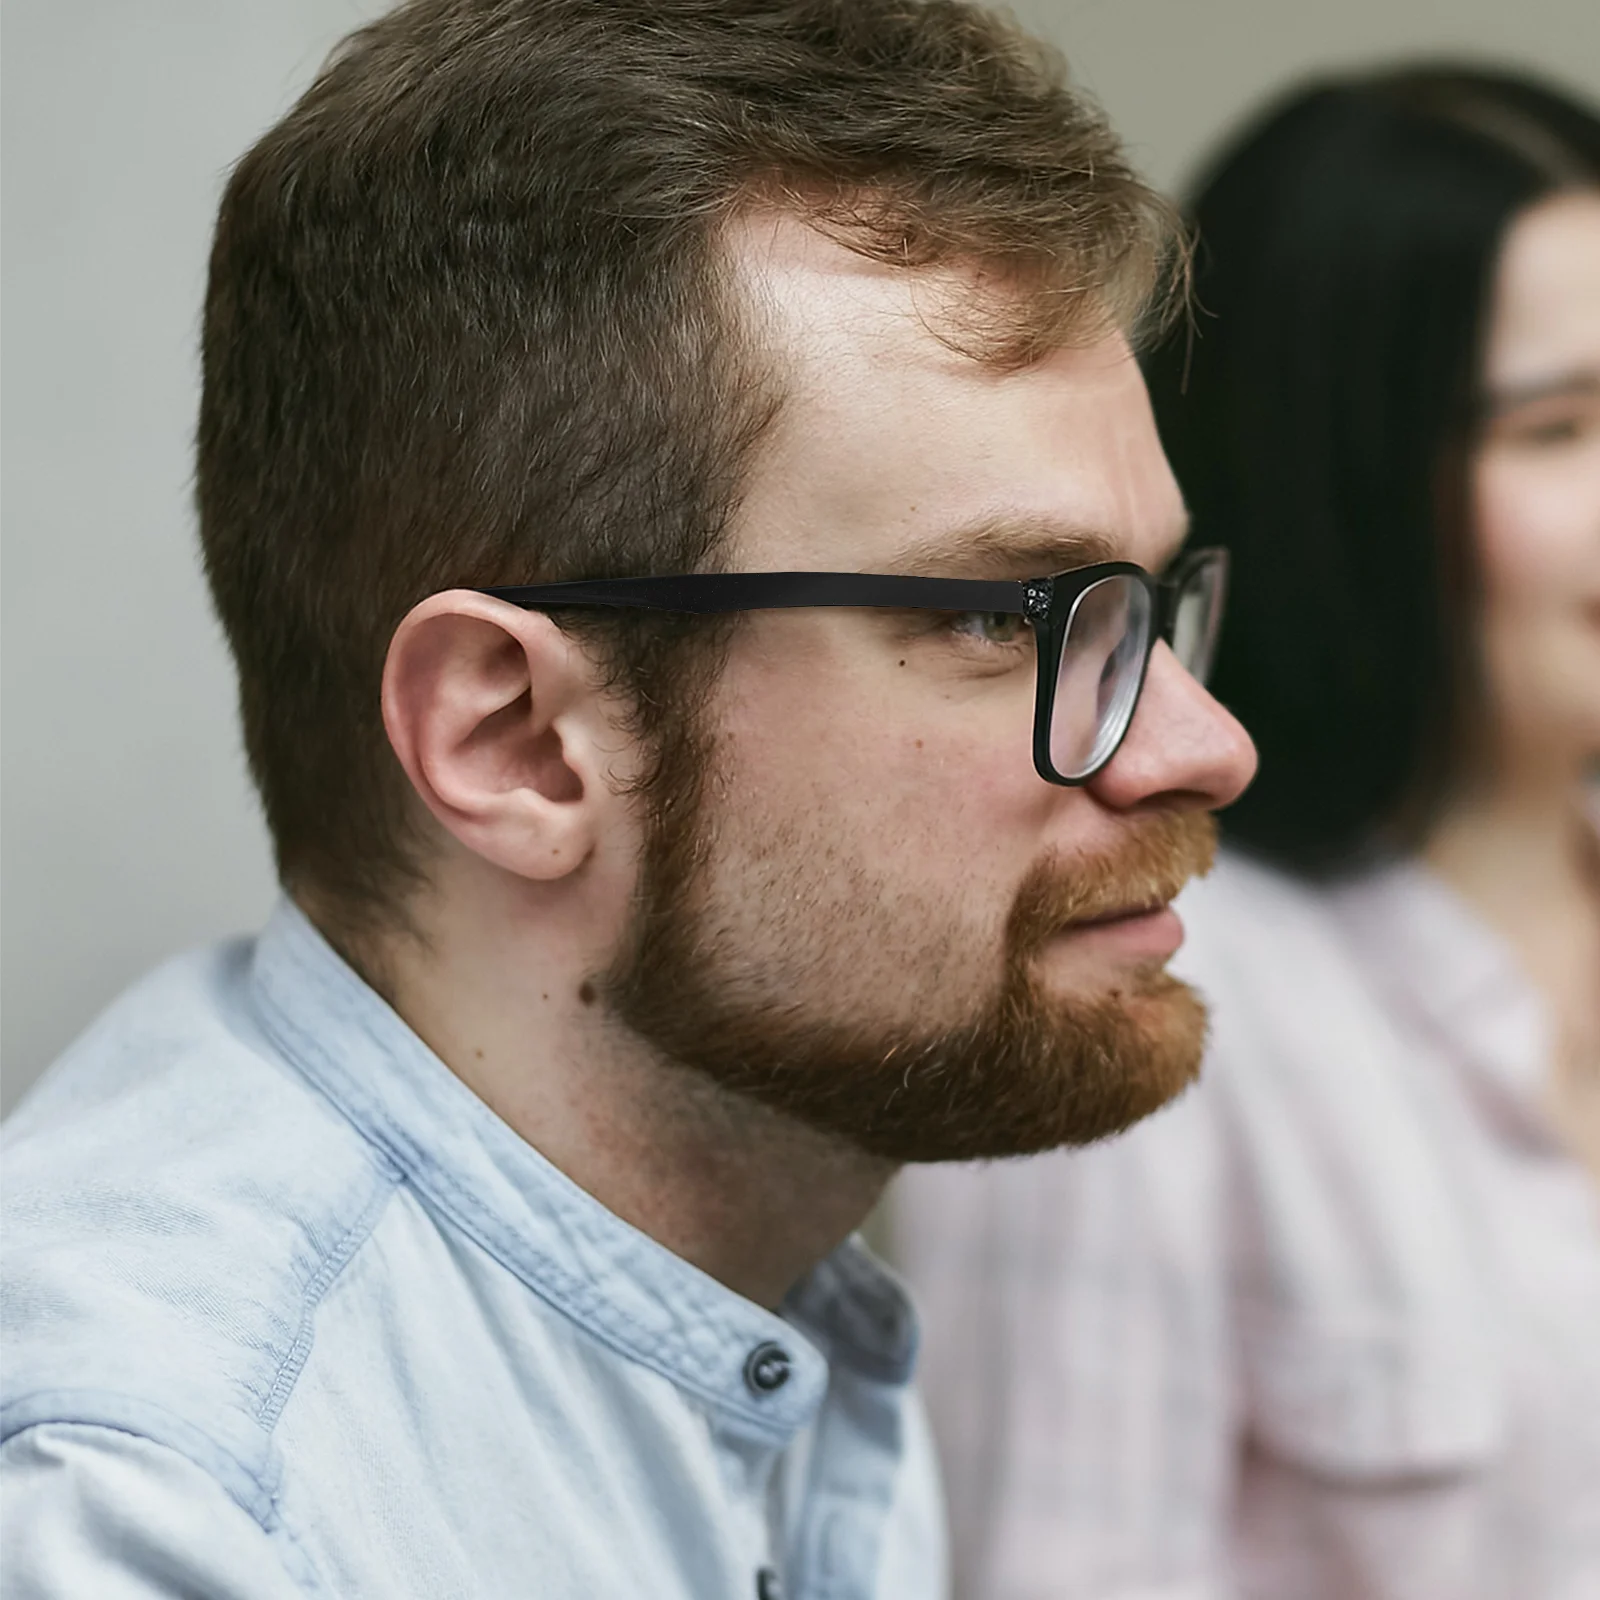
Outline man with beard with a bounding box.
[0,1,1255,1595]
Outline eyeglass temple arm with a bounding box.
[480,571,1036,616]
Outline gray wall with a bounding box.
[1018,0,1600,192]
[5,0,1598,1114]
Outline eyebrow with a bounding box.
[1482,369,1600,414]
[887,513,1179,580]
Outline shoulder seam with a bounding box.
[255,1164,400,1432]
[1,1410,340,1597]
[2,1393,274,1523]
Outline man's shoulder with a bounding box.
[1,938,401,1523]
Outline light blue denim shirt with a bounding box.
[1,901,944,1599]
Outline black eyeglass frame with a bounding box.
[479,547,1228,786]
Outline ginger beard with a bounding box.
[603,719,1216,1163]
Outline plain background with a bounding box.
[4,0,1599,1115]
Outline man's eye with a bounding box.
[950,611,1027,645]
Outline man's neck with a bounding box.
[331,878,895,1312]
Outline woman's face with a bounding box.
[1472,189,1600,775]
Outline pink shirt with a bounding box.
[895,848,1600,1600]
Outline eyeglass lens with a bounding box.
[1048,561,1222,781]
[1049,575,1152,780]
[1170,559,1225,684]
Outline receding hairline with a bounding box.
[716,186,1180,380]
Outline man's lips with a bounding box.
[1071,900,1166,927]
[1049,901,1186,960]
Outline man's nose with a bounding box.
[1085,641,1257,813]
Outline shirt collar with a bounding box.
[246,898,918,1447]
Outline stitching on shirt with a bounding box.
[1,1408,340,1597]
[250,932,811,1442]
[254,1164,401,1433]
[259,1514,337,1600]
[1,1392,277,1524]
[415,1160,782,1422]
[790,1246,918,1386]
[320,1070,793,1437]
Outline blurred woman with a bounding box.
[896,67,1600,1600]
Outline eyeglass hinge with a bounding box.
[1022,580,1052,622]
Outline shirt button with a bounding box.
[756,1567,784,1600]
[743,1341,792,1395]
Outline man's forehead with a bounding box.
[722,208,1186,577]
[723,208,970,372]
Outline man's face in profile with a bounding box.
[603,214,1255,1162]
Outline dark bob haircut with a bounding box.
[1144,66,1600,877]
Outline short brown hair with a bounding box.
[197,0,1177,939]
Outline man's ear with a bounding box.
[382,591,619,881]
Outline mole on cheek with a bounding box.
[578,980,597,1006]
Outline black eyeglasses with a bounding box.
[480,548,1227,786]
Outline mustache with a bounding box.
[1010,811,1217,950]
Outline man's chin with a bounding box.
[830,972,1209,1166]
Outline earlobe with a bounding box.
[381,591,608,881]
